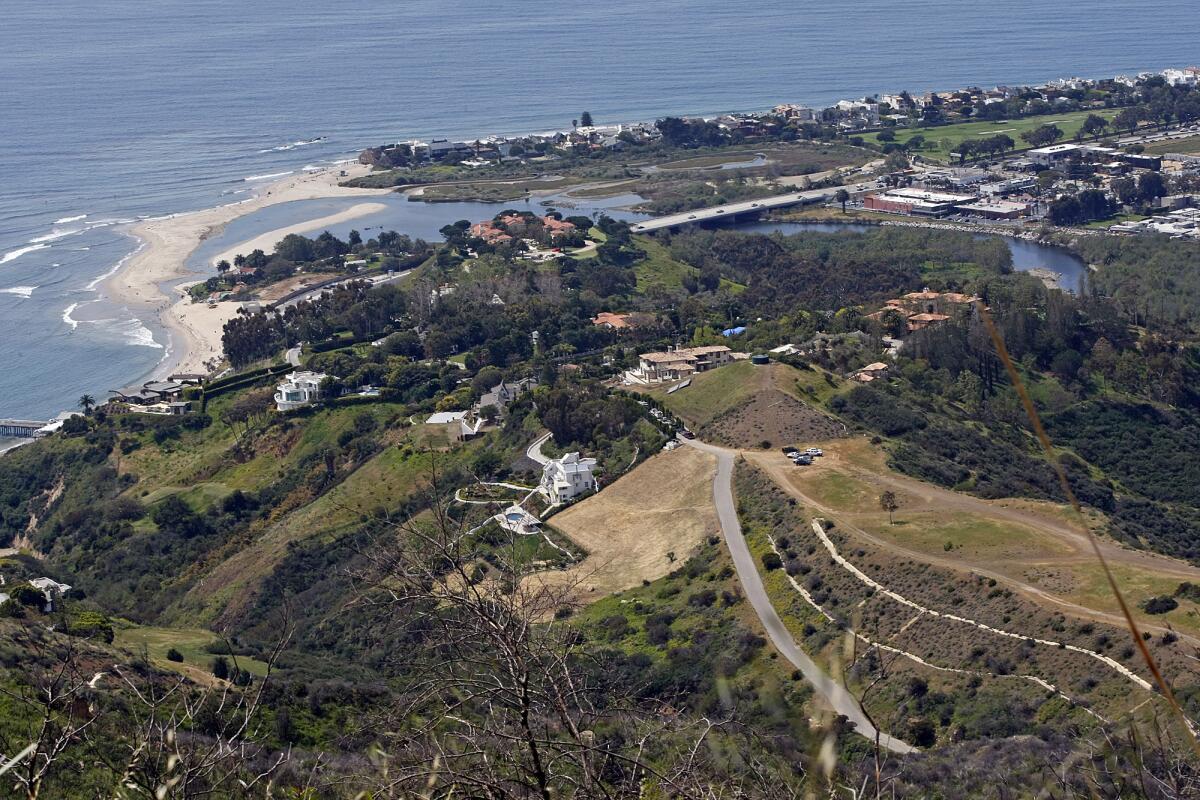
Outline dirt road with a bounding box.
[745,448,1200,647]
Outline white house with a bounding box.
[540,453,597,504]
[274,371,328,412]
[29,577,71,613]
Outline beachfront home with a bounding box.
[274,371,328,412]
[633,345,733,384]
[540,452,597,504]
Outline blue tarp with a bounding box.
[721,326,747,337]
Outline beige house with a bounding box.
[635,345,733,383]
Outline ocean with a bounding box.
[1,0,1197,419]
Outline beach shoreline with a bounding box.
[103,164,388,381]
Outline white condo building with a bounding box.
[275,371,328,412]
[539,452,598,504]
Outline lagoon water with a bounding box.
[2,0,1198,418]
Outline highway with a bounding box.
[630,187,832,233]
[683,437,915,754]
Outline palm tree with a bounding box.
[78,394,96,414]
[834,188,850,213]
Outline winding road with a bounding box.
[683,438,915,754]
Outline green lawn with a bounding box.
[860,109,1121,163]
[651,360,758,426]
[114,624,271,678]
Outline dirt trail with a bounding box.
[745,449,1200,647]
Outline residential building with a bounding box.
[29,577,71,613]
[593,311,632,329]
[540,452,597,504]
[274,371,327,412]
[634,345,734,383]
[853,362,891,383]
[425,410,484,441]
[476,377,538,420]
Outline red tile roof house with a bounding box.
[592,312,631,329]
[468,221,513,245]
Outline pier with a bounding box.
[0,419,49,438]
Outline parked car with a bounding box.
[781,446,799,454]
[678,429,695,440]
[793,455,812,466]
[806,447,823,456]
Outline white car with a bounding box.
[806,447,823,457]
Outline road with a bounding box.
[526,431,553,466]
[277,268,413,310]
[630,188,832,234]
[744,448,1200,649]
[683,438,915,754]
[285,346,302,367]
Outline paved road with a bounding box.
[683,438,915,754]
[277,269,413,310]
[631,187,832,233]
[526,431,553,466]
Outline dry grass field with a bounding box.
[533,446,719,604]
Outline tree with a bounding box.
[78,394,96,414]
[210,656,230,681]
[1082,113,1109,140]
[1114,106,1140,135]
[579,110,593,127]
[1047,195,1084,226]
[166,648,184,662]
[216,259,231,274]
[834,188,850,213]
[879,490,899,525]
[1138,172,1166,203]
[1111,177,1139,206]
[1021,124,1063,148]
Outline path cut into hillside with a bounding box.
[683,438,916,754]
[747,445,1200,648]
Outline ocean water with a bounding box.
[1,0,1198,419]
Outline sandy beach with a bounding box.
[104,164,388,379]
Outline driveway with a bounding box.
[683,438,914,754]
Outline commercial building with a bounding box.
[1028,143,1082,167]
[955,199,1034,220]
[274,371,328,412]
[863,188,975,217]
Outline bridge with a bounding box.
[0,419,49,438]
[629,187,833,234]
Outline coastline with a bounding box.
[103,164,388,380]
